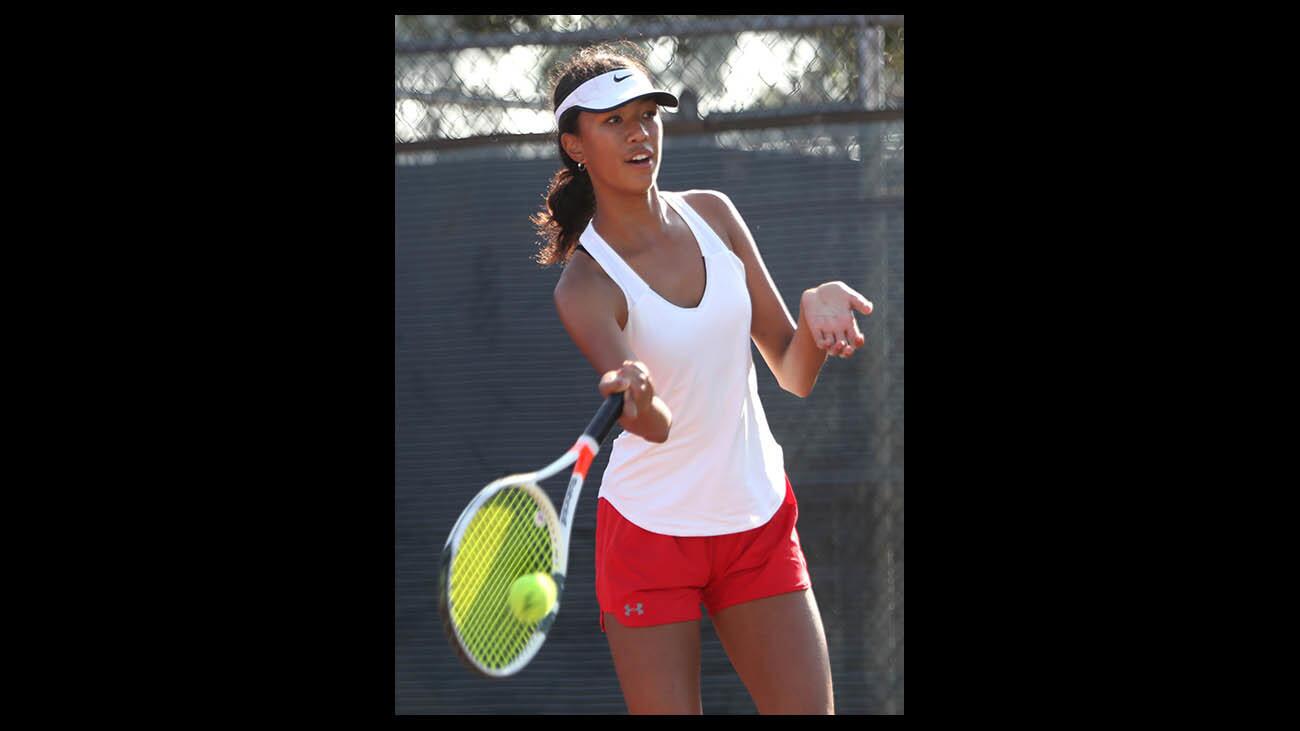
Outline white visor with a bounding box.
[554,68,678,126]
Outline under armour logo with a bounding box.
[624,603,644,616]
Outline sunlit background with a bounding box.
[395,15,902,147]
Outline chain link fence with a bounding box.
[396,14,902,145]
[396,14,902,715]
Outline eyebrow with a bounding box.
[603,101,658,117]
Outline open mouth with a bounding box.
[626,152,654,167]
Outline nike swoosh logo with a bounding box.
[613,74,632,82]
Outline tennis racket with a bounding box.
[438,392,624,678]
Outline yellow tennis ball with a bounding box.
[508,572,557,624]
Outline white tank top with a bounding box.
[578,190,786,536]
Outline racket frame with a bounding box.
[438,433,605,678]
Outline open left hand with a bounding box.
[802,281,874,358]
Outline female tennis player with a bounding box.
[531,44,872,715]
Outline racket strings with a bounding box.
[449,485,556,670]
[457,494,552,665]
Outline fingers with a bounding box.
[598,369,629,396]
[841,325,868,357]
[624,361,649,419]
[599,371,637,418]
[816,327,851,356]
[823,327,867,358]
[841,289,872,353]
[599,361,652,419]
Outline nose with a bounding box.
[627,120,649,142]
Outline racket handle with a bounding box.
[584,392,625,444]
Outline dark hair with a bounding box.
[531,42,651,267]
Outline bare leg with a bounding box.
[709,590,834,714]
[603,615,703,714]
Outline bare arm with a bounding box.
[553,255,672,442]
[685,190,873,398]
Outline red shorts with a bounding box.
[595,473,812,632]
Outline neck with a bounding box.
[589,185,671,252]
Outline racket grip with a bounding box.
[584,392,625,444]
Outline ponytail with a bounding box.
[531,156,595,267]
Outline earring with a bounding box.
[577,162,585,172]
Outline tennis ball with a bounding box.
[508,572,557,624]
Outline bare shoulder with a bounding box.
[554,247,628,328]
[552,246,637,373]
[678,189,740,251]
[679,188,734,212]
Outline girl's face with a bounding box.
[564,96,664,194]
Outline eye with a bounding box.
[605,115,621,124]
[644,109,658,118]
